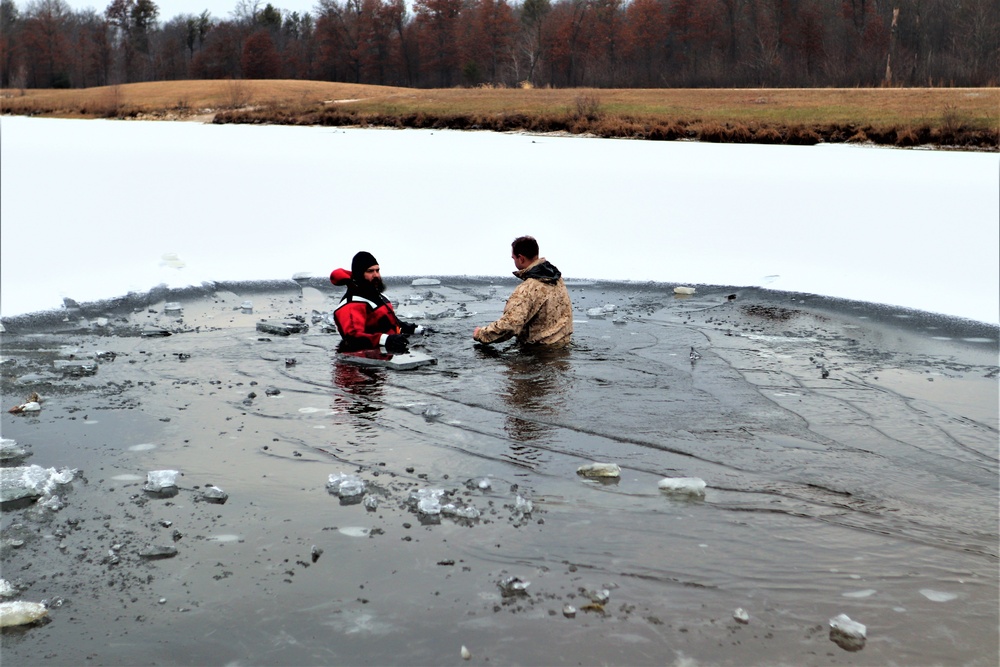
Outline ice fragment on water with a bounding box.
[441,501,480,521]
[0,601,49,628]
[576,462,621,478]
[144,470,180,492]
[842,589,876,598]
[164,302,182,314]
[733,608,750,624]
[829,613,866,651]
[0,579,16,598]
[919,589,958,602]
[513,495,533,515]
[657,477,707,496]
[465,477,492,491]
[498,576,530,597]
[411,278,441,286]
[139,545,178,559]
[201,485,228,504]
[585,307,605,318]
[602,304,617,312]
[673,286,696,295]
[363,495,379,511]
[563,604,577,618]
[0,465,76,503]
[0,439,28,461]
[409,488,446,515]
[326,473,367,502]
[460,645,471,660]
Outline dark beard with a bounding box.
[370,276,386,293]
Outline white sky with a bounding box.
[1,117,998,325]
[57,1,328,21]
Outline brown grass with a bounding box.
[2,80,997,149]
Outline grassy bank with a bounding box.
[2,80,997,149]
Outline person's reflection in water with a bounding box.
[494,346,571,467]
[331,361,384,429]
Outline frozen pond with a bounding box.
[1,117,997,324]
[0,118,997,665]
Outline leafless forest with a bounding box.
[2,0,997,91]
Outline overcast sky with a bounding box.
[55,0,324,21]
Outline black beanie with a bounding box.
[351,251,378,280]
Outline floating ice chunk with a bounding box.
[920,589,958,602]
[733,608,750,624]
[498,576,530,597]
[144,470,180,492]
[292,272,312,281]
[465,477,492,491]
[338,527,370,537]
[0,465,76,503]
[0,579,16,598]
[442,501,481,521]
[587,589,610,604]
[240,300,253,313]
[363,495,379,511]
[577,462,621,478]
[460,645,471,660]
[585,307,605,318]
[829,613,866,651]
[602,304,617,312]
[0,601,48,628]
[139,545,178,559]
[674,286,696,295]
[327,473,366,501]
[411,278,441,286]
[0,439,28,461]
[409,488,446,515]
[513,495,533,515]
[843,589,877,598]
[164,302,182,314]
[201,485,228,504]
[37,495,64,511]
[657,477,707,496]
[563,604,577,618]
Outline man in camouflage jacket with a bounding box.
[473,236,573,347]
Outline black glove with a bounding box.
[399,322,417,335]
[385,334,409,353]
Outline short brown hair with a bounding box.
[511,236,539,259]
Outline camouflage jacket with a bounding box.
[474,258,573,346]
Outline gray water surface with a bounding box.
[1,278,997,666]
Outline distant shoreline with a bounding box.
[3,81,997,150]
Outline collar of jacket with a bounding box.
[514,257,562,284]
[345,280,390,307]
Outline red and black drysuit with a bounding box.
[330,268,415,350]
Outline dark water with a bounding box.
[1,277,997,666]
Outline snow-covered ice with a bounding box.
[1,117,997,325]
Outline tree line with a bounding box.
[2,0,997,91]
